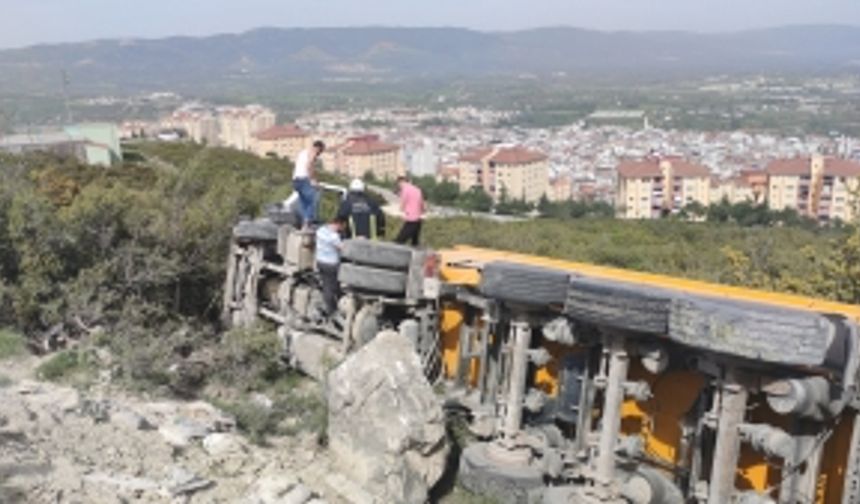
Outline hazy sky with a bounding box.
[1,0,858,48]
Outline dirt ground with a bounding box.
[0,354,356,504]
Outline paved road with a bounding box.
[367,184,530,223]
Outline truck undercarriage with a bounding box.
[224,201,860,504]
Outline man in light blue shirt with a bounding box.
[315,215,346,317]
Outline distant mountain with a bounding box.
[1,25,859,95]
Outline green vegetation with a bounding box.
[420,216,860,304]
[441,486,500,504]
[0,328,25,359]
[0,142,858,402]
[205,325,328,445]
[36,349,96,383]
[0,143,294,395]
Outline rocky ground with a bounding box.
[0,355,369,504]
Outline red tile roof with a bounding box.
[489,147,547,165]
[823,158,860,177]
[671,160,710,178]
[438,166,460,178]
[254,124,308,141]
[343,139,399,156]
[459,147,494,163]
[617,160,662,178]
[766,157,810,176]
[766,157,860,177]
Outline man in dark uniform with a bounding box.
[337,178,386,240]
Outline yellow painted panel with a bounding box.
[440,303,464,380]
[439,246,860,322]
[436,245,859,503]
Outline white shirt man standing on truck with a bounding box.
[293,140,325,229]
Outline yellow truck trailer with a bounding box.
[225,205,860,504]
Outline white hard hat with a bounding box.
[349,178,366,192]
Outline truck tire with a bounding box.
[341,240,413,270]
[564,277,673,334]
[339,263,407,295]
[233,218,278,242]
[668,296,836,367]
[265,204,301,227]
[458,442,544,504]
[479,262,570,307]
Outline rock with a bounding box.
[163,466,214,496]
[158,417,210,448]
[324,474,375,504]
[283,483,313,504]
[184,401,236,432]
[112,408,154,431]
[251,393,274,410]
[327,330,448,504]
[83,472,160,493]
[248,473,300,504]
[77,398,111,423]
[15,380,44,395]
[202,432,246,457]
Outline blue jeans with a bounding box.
[293,178,318,225]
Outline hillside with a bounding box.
[1,25,859,95]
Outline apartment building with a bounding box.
[329,135,404,181]
[251,124,311,161]
[710,170,768,205]
[162,109,220,144]
[0,123,123,167]
[616,157,711,219]
[548,176,573,202]
[216,105,276,151]
[767,155,860,222]
[160,104,275,149]
[454,145,549,203]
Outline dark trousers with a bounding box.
[395,220,422,246]
[317,262,340,316]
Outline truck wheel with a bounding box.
[479,262,570,307]
[669,297,835,367]
[232,218,279,242]
[458,442,544,504]
[341,240,414,270]
[339,263,407,295]
[564,277,672,334]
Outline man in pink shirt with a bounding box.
[395,175,425,246]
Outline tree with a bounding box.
[683,201,707,220]
[458,187,493,213]
[432,181,460,205]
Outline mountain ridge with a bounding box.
[1,25,859,95]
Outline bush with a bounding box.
[213,376,327,446]
[0,328,24,359]
[36,349,95,383]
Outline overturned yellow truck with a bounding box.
[224,209,860,504]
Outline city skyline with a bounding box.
[1,0,859,49]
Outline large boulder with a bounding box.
[327,330,448,504]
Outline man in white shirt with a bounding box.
[292,140,326,228]
[315,215,345,318]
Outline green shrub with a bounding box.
[0,328,24,359]
[36,349,95,383]
[441,486,499,504]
